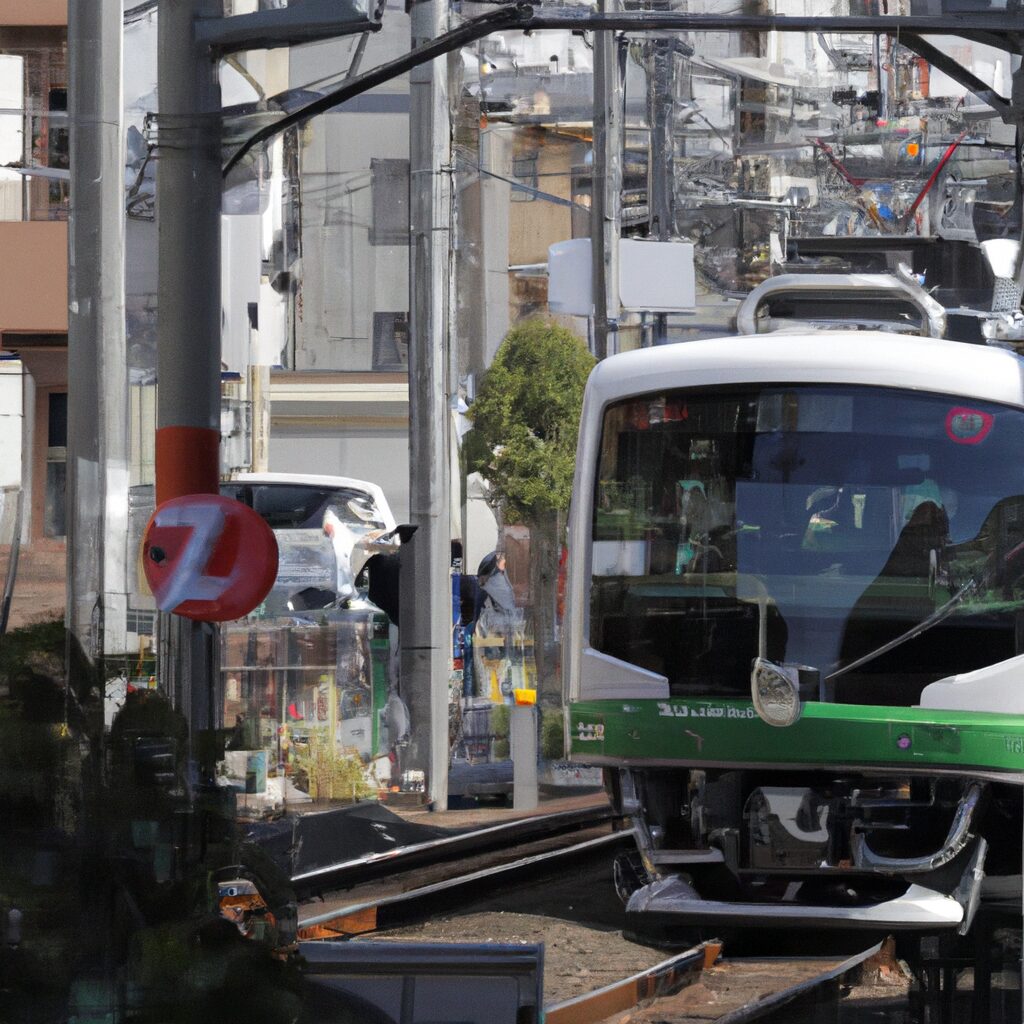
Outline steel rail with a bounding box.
[298,827,634,932]
[290,803,619,892]
[545,942,719,1024]
[714,942,883,1024]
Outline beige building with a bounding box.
[0,0,68,589]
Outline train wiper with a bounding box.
[825,575,982,684]
[825,540,1024,683]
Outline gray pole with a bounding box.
[402,0,452,809]
[67,0,128,679]
[647,39,674,346]
[156,0,223,744]
[591,5,622,361]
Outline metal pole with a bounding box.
[510,705,538,811]
[591,5,622,361]
[156,0,223,742]
[67,0,128,678]
[647,38,674,346]
[402,0,452,808]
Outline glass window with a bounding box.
[511,152,539,202]
[221,482,390,531]
[369,157,410,246]
[0,28,68,221]
[371,311,409,371]
[591,385,1024,706]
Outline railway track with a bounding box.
[288,803,621,898]
[298,825,633,938]
[293,817,957,1023]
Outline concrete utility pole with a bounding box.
[156,0,224,740]
[591,1,622,361]
[647,38,674,346]
[67,0,128,679]
[402,0,453,808]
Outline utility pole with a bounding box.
[156,0,224,744]
[403,0,453,808]
[591,0,622,361]
[67,0,128,682]
[647,38,675,346]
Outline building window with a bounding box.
[372,312,409,371]
[370,158,409,246]
[44,391,66,539]
[0,28,68,222]
[126,608,155,636]
[511,153,538,202]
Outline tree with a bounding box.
[467,319,595,703]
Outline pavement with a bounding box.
[0,541,66,631]
[385,789,609,830]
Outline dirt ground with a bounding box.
[373,910,682,1005]
[372,913,913,1021]
[605,956,911,1023]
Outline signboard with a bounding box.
[142,494,278,621]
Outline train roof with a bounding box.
[584,331,1024,412]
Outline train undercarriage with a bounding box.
[612,766,1021,940]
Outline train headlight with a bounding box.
[751,658,802,728]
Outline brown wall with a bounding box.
[0,0,66,25]
[507,133,575,265]
[0,222,68,333]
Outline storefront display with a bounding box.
[218,527,398,816]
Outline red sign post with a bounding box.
[142,494,278,622]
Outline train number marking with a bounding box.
[1003,736,1024,755]
[657,702,756,720]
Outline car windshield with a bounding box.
[590,384,1024,706]
[220,483,388,531]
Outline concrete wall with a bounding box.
[269,427,410,523]
[291,3,411,373]
[18,348,64,541]
[0,358,21,488]
[268,371,410,520]
[281,8,413,515]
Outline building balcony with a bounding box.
[0,221,67,335]
[0,1,66,26]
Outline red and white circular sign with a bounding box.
[142,494,278,621]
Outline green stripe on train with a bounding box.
[567,698,1024,772]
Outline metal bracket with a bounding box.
[851,782,984,876]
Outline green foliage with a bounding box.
[0,617,64,687]
[491,702,510,737]
[292,727,375,802]
[469,319,595,524]
[540,706,565,760]
[490,703,510,760]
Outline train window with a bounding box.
[590,384,1024,705]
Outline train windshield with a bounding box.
[590,384,1024,706]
